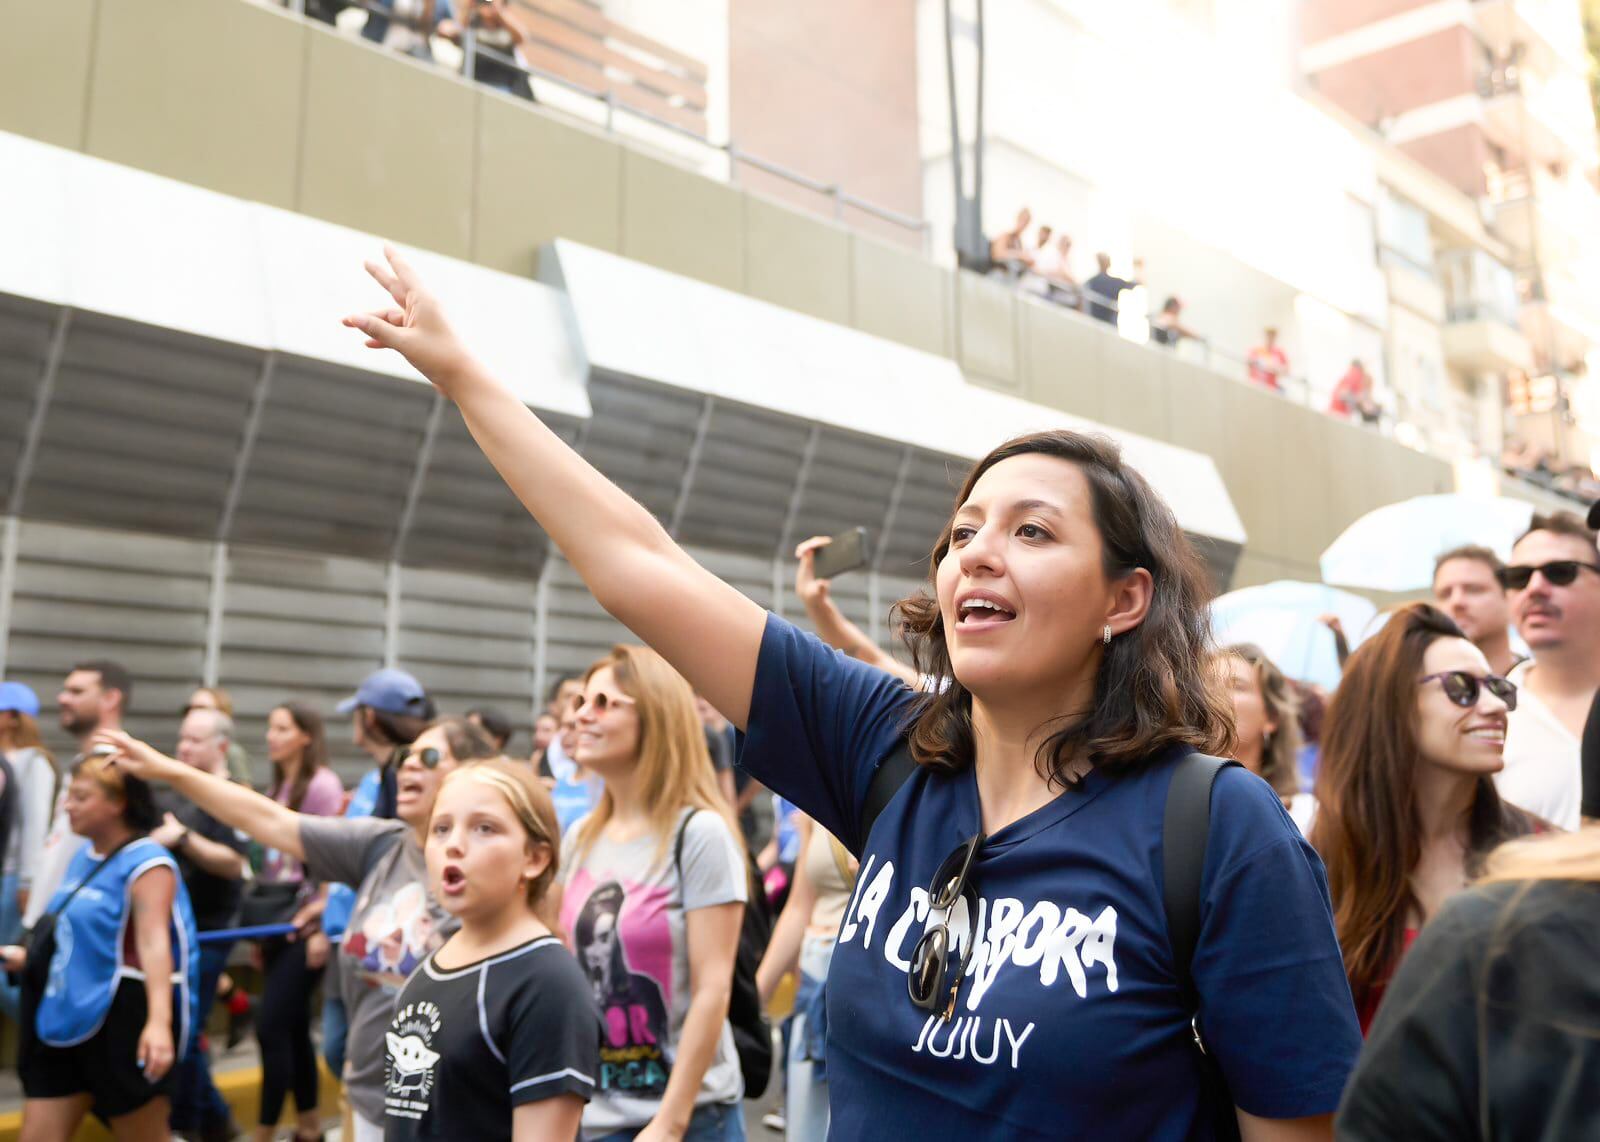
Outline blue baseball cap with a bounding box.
[0,682,40,718]
[336,668,429,716]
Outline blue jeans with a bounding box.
[0,870,23,1021]
[171,940,234,1131]
[323,991,349,1080]
[593,1102,746,1142]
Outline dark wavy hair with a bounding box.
[271,702,330,811]
[1311,602,1538,1014]
[894,430,1233,786]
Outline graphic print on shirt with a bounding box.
[384,999,443,1121]
[344,880,437,989]
[837,854,1119,1071]
[566,875,673,1097]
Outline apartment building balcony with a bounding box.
[1522,266,1600,368]
[1487,166,1600,265]
[1440,248,1533,373]
[1474,0,1592,78]
[1477,64,1600,172]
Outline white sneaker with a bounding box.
[761,1106,787,1132]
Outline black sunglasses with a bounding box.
[1498,560,1600,590]
[1419,671,1518,712]
[908,832,984,1021]
[404,746,444,769]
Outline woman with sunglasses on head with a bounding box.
[1310,603,1543,1036]
[555,647,748,1142]
[343,245,1361,1141]
[90,715,499,1142]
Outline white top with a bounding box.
[1286,792,1317,839]
[4,748,57,886]
[1498,660,1582,831]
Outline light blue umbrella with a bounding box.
[1210,580,1380,691]
[1319,494,1535,593]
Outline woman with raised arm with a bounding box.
[344,246,1361,1141]
[92,715,498,1142]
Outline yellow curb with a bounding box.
[0,1062,340,1141]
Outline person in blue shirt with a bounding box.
[342,245,1363,1141]
[2,754,198,1142]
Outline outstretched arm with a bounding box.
[345,247,767,726]
[91,731,306,862]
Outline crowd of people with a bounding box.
[0,243,1595,1142]
[989,207,1391,426]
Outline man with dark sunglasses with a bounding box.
[1498,511,1600,830]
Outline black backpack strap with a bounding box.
[671,808,697,881]
[1162,752,1239,1014]
[856,739,918,855]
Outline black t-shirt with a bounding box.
[158,791,247,932]
[1338,879,1600,1140]
[384,934,601,1141]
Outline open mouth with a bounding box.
[957,595,1017,628]
[397,776,426,798]
[440,865,466,894]
[1465,725,1506,744]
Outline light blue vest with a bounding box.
[37,837,200,1052]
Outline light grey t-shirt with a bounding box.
[559,809,748,1135]
[300,816,456,1124]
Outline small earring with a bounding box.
[1102,624,1112,646]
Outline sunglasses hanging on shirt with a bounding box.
[908,832,984,1021]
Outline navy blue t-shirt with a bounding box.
[738,614,1361,1140]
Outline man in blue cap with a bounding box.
[301,668,433,1083]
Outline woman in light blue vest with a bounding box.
[1,754,198,1142]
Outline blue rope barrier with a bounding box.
[196,922,297,944]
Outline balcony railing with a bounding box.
[278,0,932,249]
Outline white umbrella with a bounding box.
[1210,580,1380,691]
[1319,494,1535,593]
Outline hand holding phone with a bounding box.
[810,527,870,580]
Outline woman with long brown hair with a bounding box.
[1337,827,1600,1137]
[1310,602,1539,1034]
[248,703,344,1142]
[340,244,1363,1141]
[555,645,748,1142]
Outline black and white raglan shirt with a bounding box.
[383,935,602,1141]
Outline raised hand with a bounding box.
[89,729,181,784]
[343,243,478,399]
[794,536,833,606]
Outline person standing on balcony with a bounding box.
[1043,234,1083,310]
[1328,360,1380,425]
[1247,327,1288,391]
[1498,512,1600,830]
[1149,297,1200,348]
[438,0,534,101]
[1084,253,1141,325]
[988,208,1035,278]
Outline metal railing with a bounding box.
[282,0,932,249]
